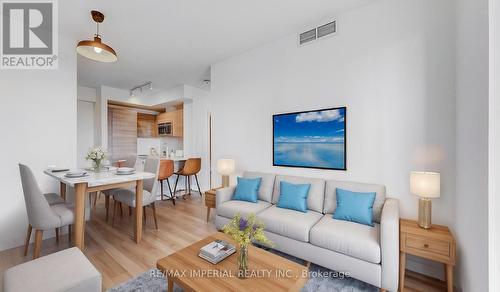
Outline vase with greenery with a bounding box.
[85,146,106,172]
[223,213,273,278]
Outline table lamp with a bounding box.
[410,171,441,229]
[217,159,235,187]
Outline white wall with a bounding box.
[184,85,211,191]
[77,101,95,168]
[77,85,97,102]
[454,0,490,290]
[77,86,97,168]
[489,0,500,291]
[0,36,77,250]
[209,0,457,280]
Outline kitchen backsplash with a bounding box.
[137,137,183,156]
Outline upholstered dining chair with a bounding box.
[173,158,202,198]
[111,157,161,229]
[101,155,138,221]
[19,164,74,259]
[158,159,175,204]
[44,192,65,205]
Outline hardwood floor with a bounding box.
[0,193,449,291]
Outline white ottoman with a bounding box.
[3,247,101,292]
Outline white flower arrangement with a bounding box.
[86,146,107,169]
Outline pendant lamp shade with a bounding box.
[77,10,117,62]
[77,36,117,62]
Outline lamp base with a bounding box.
[221,175,229,188]
[418,198,432,229]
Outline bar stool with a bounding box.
[159,159,175,204]
[173,158,202,198]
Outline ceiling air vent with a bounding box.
[298,19,337,46]
[317,21,336,38]
[299,28,317,45]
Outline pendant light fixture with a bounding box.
[77,10,117,62]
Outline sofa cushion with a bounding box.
[277,181,310,212]
[233,177,261,203]
[217,200,271,219]
[272,175,325,213]
[333,188,376,226]
[324,180,386,223]
[243,171,276,203]
[310,215,381,264]
[257,206,323,242]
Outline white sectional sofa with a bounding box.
[215,171,399,291]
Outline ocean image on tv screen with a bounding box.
[273,107,346,170]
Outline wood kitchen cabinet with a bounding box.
[108,106,137,162]
[137,113,157,138]
[156,108,183,137]
[172,108,183,137]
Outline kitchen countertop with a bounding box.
[137,154,188,162]
[161,156,188,161]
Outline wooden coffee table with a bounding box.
[156,232,308,292]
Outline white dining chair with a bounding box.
[19,164,74,259]
[111,157,160,229]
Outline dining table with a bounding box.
[44,168,155,250]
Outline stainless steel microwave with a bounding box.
[158,122,172,136]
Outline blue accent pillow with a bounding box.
[277,181,311,213]
[233,177,261,203]
[333,188,376,226]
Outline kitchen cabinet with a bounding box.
[137,113,157,138]
[108,107,137,162]
[157,108,183,137]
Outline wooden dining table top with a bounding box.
[43,168,155,187]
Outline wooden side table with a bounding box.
[399,219,456,292]
[204,188,219,222]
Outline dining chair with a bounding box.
[111,157,161,229]
[19,164,74,259]
[158,159,175,204]
[44,192,65,205]
[101,155,138,221]
[173,158,202,198]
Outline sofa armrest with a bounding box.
[380,198,400,291]
[216,186,236,208]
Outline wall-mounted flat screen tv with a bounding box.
[273,107,346,170]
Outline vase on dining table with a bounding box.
[86,146,106,173]
[92,159,103,172]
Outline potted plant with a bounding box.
[223,213,273,278]
[85,146,106,172]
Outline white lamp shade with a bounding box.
[217,159,235,175]
[410,171,440,198]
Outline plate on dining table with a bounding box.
[65,170,88,178]
[116,167,136,175]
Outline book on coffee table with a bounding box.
[198,239,235,264]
